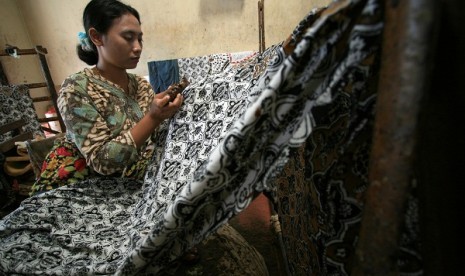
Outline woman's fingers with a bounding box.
[150,93,183,120]
[170,93,183,107]
[157,94,171,107]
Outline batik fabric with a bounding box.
[0,84,44,143]
[0,1,419,275]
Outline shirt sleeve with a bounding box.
[57,74,141,175]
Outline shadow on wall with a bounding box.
[199,0,244,17]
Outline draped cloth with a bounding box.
[147,59,180,93]
[0,0,400,275]
[0,84,44,143]
[269,1,422,274]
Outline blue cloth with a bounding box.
[147,59,180,93]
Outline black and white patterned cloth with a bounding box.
[0,0,387,275]
[0,85,44,143]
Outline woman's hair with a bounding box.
[77,0,141,65]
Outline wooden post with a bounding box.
[35,45,66,132]
[352,0,438,274]
[258,0,265,53]
[0,61,9,85]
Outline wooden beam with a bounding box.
[352,0,439,274]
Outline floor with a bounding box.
[229,193,289,275]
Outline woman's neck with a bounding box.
[94,64,129,92]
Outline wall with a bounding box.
[1,0,330,116]
[0,0,50,116]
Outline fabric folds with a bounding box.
[147,60,180,93]
[0,84,44,143]
[0,1,422,275]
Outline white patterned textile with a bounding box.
[0,0,384,274]
[0,85,45,143]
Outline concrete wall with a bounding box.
[1,0,330,116]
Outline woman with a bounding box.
[30,0,183,195]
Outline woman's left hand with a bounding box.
[148,88,183,121]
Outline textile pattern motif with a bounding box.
[30,137,153,196]
[0,45,277,275]
[57,68,154,176]
[29,137,90,195]
[0,85,44,143]
[1,177,143,275]
[29,68,157,195]
[127,45,280,274]
[272,0,422,275]
[0,1,421,275]
[177,51,257,85]
[119,0,387,274]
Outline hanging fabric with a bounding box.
[147,59,180,93]
[0,1,417,275]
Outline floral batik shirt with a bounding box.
[30,68,155,195]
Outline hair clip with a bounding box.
[78,31,93,52]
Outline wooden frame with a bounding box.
[0,45,65,134]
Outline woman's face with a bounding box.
[98,13,143,70]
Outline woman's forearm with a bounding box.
[130,91,183,149]
[130,114,163,148]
